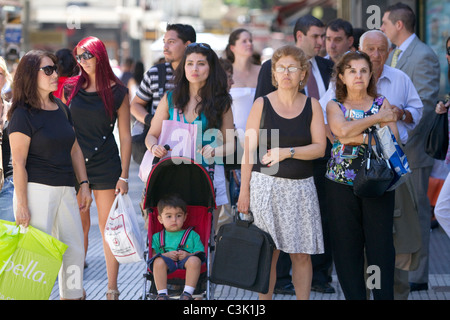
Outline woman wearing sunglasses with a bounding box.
[7,50,92,300]
[63,36,131,300]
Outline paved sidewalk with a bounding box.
[51,160,450,300]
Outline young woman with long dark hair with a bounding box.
[146,42,234,229]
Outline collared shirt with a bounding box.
[306,58,327,99]
[319,65,423,144]
[396,33,416,62]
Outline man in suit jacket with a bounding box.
[254,14,335,295]
[381,2,441,292]
[255,19,333,99]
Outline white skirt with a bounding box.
[249,171,324,254]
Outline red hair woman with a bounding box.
[63,36,131,300]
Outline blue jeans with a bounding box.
[0,177,14,222]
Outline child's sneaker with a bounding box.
[179,292,194,300]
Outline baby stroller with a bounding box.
[140,156,216,300]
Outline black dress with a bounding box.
[70,84,128,189]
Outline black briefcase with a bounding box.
[211,211,275,294]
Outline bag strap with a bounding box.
[159,229,166,253]
[167,91,184,123]
[157,63,167,94]
[55,99,69,121]
[177,226,194,251]
[159,226,195,252]
[260,96,268,129]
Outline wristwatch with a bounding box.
[289,147,295,158]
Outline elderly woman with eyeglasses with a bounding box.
[237,45,327,300]
[7,50,92,300]
[325,51,399,300]
[62,36,131,300]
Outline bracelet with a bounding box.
[150,144,156,152]
[79,180,89,186]
[119,177,129,183]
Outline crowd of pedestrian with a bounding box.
[1,2,449,301]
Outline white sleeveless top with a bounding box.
[230,87,256,143]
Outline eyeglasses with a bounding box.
[275,66,301,74]
[39,65,58,76]
[447,47,450,56]
[75,51,94,63]
[187,43,211,50]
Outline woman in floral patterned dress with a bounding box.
[325,51,399,300]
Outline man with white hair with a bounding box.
[319,29,423,299]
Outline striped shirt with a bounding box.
[135,62,174,115]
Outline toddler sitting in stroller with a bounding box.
[147,194,205,300]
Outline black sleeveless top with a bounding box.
[252,96,313,179]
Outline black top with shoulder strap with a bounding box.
[252,96,314,179]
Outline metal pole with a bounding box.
[22,0,29,52]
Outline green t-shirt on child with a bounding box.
[152,229,204,254]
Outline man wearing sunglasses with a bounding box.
[130,23,196,164]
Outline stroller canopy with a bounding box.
[143,157,216,210]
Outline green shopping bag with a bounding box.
[0,220,68,300]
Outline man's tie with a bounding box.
[391,48,402,68]
[307,61,320,99]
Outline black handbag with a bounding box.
[353,128,394,198]
[211,211,275,294]
[425,111,449,160]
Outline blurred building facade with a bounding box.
[0,0,448,95]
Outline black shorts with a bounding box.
[77,152,122,191]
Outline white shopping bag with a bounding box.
[105,193,145,264]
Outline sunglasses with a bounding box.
[447,47,450,56]
[39,65,58,76]
[75,51,94,63]
[187,43,211,50]
[344,50,363,55]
